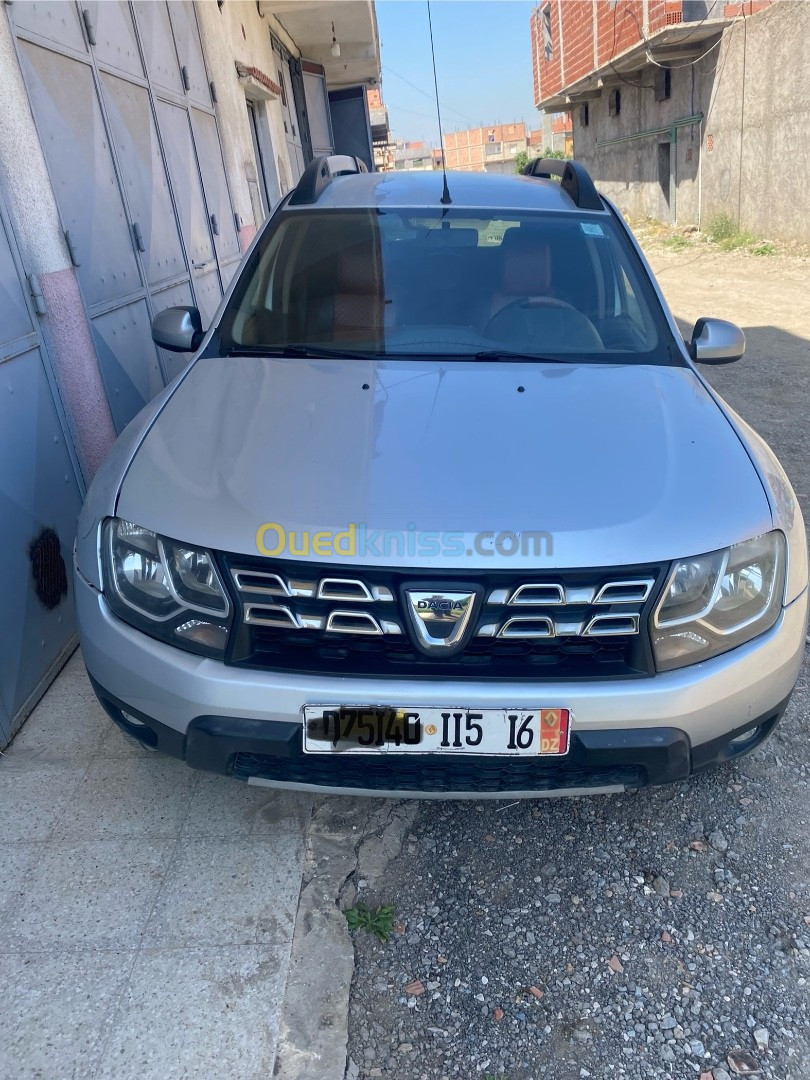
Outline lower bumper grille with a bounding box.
[233,751,643,792]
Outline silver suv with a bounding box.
[74,155,808,797]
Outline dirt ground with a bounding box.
[644,239,810,526]
[344,240,810,1080]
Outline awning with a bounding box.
[258,1,381,88]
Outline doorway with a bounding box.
[657,141,672,221]
[246,97,282,220]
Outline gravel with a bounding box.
[343,248,810,1080]
[345,715,810,1079]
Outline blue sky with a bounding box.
[376,1,539,146]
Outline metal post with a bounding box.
[669,122,677,225]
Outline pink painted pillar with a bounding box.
[38,268,117,481]
[238,223,258,252]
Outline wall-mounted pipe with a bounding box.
[594,113,704,225]
[594,112,704,148]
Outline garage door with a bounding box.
[0,196,83,745]
[11,0,240,430]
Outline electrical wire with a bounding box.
[645,34,724,70]
[662,0,722,44]
[384,65,477,124]
[608,4,656,90]
[386,102,448,123]
[607,0,728,92]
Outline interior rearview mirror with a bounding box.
[688,317,745,364]
[151,306,204,353]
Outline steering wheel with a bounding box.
[485,297,603,351]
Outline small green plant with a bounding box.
[344,903,396,942]
[706,213,751,250]
[662,232,692,251]
[705,214,778,255]
[514,147,570,173]
[706,212,739,243]
[750,240,777,256]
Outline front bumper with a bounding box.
[76,576,808,797]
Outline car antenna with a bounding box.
[426,0,451,205]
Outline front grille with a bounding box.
[219,555,668,680]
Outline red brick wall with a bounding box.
[531,0,747,105]
[593,1,675,68]
[723,1,771,14]
[530,4,564,104]
[551,111,573,135]
[560,2,594,84]
[595,2,645,67]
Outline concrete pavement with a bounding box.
[0,649,312,1079]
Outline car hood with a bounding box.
[117,355,772,569]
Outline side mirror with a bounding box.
[151,306,204,353]
[688,317,745,364]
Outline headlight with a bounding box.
[652,531,786,671]
[102,518,231,657]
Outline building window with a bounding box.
[609,89,621,117]
[655,68,671,102]
[541,4,553,61]
[580,103,589,127]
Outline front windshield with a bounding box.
[218,206,676,363]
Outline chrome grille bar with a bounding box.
[583,613,640,636]
[509,583,565,606]
[231,563,652,642]
[325,610,383,635]
[594,580,654,604]
[244,603,298,628]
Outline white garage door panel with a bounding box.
[303,69,333,155]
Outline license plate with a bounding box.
[302,706,571,756]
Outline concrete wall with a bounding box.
[197,0,301,249]
[572,49,704,227]
[571,1,810,242]
[698,0,810,241]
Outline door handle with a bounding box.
[64,230,81,268]
[132,221,146,253]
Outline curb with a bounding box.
[273,798,418,1080]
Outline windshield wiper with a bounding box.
[225,344,379,361]
[472,350,578,364]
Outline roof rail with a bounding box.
[288,154,368,206]
[521,158,602,211]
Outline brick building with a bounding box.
[391,140,444,172]
[444,123,527,171]
[528,1,808,240]
[530,1,772,107]
[443,121,568,173]
[367,86,393,170]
